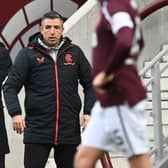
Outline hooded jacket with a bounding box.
[3,33,95,144]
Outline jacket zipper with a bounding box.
[54,63,60,144]
[54,44,74,144]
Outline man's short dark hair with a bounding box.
[41,11,64,25]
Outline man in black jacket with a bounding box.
[3,11,95,168]
[0,42,11,168]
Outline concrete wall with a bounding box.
[64,0,99,64]
[138,6,168,70]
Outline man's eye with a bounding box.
[45,26,51,29]
[44,25,62,30]
[54,26,61,29]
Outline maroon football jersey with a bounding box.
[92,0,146,107]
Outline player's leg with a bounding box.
[129,154,152,168]
[74,146,103,168]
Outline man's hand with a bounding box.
[12,115,26,134]
[93,71,114,94]
[81,114,90,131]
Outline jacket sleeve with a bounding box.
[78,47,96,115]
[0,47,12,84]
[3,49,30,117]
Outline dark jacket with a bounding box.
[3,33,95,144]
[0,42,11,154]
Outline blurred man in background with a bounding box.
[0,42,11,168]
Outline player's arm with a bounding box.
[104,10,135,75]
[93,27,134,94]
[93,10,135,94]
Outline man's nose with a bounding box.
[50,27,55,34]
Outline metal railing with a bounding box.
[140,47,168,168]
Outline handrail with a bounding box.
[139,48,168,76]
[139,48,168,167]
[140,0,168,20]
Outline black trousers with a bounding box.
[24,144,78,168]
[0,154,5,168]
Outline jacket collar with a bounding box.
[37,37,65,51]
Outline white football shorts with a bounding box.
[81,100,149,158]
